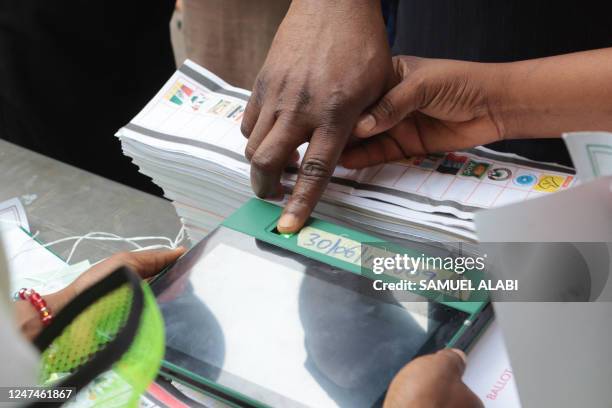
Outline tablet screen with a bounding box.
[152,227,468,408]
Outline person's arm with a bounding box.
[241,0,394,233]
[343,48,612,168]
[498,48,612,139]
[15,248,185,340]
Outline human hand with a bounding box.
[341,56,508,169]
[241,0,394,233]
[17,248,186,339]
[384,349,483,408]
[69,247,186,296]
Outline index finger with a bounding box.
[277,125,350,233]
[249,115,310,199]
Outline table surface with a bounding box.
[0,139,183,264]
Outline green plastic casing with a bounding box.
[222,198,489,317]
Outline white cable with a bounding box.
[8,225,187,264]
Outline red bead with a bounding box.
[31,299,44,309]
[20,289,52,326]
[18,288,28,300]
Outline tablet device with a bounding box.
[152,199,491,407]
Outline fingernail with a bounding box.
[278,213,300,233]
[357,114,376,134]
[449,348,467,364]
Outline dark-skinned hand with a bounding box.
[384,349,484,408]
[16,248,186,340]
[342,56,507,169]
[241,0,394,233]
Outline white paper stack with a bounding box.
[116,60,576,244]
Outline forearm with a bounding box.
[286,0,383,27]
[497,48,612,139]
[290,0,381,10]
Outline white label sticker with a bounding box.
[296,226,363,264]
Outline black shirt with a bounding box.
[393,1,612,167]
[0,1,175,194]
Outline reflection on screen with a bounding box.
[156,238,464,408]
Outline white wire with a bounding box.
[8,225,187,264]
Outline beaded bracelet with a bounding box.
[16,288,53,326]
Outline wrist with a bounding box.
[291,0,380,7]
[481,62,519,141]
[486,60,553,140]
[16,286,74,340]
[289,0,381,17]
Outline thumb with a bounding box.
[123,247,187,278]
[71,247,187,296]
[353,81,421,138]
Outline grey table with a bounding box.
[0,139,183,264]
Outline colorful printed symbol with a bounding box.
[461,160,491,179]
[513,173,537,186]
[412,154,444,170]
[165,82,194,106]
[534,174,566,192]
[487,167,512,181]
[226,105,245,121]
[189,93,208,111]
[436,153,468,175]
[209,100,231,115]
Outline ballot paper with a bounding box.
[463,320,520,407]
[475,175,612,408]
[1,226,90,295]
[563,131,612,181]
[0,197,30,232]
[116,60,576,243]
[0,198,89,295]
[0,199,64,286]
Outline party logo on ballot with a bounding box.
[513,173,537,187]
[165,81,194,106]
[487,167,512,181]
[461,160,491,179]
[436,153,468,175]
[534,174,566,192]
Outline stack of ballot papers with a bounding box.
[116,60,577,243]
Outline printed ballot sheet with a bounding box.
[0,198,90,296]
[463,320,520,407]
[0,197,30,232]
[117,61,576,241]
